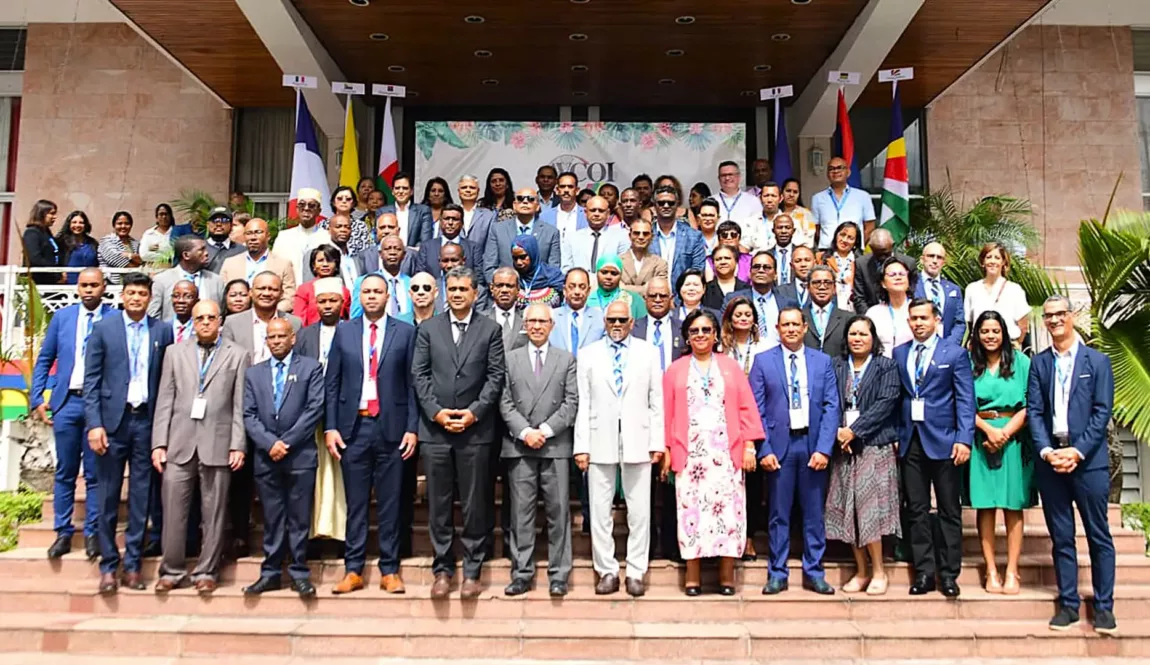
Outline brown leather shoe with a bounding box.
[121,571,145,591]
[595,573,620,595]
[460,578,482,600]
[194,578,217,595]
[625,577,646,597]
[430,573,451,599]
[331,572,364,595]
[98,573,118,595]
[379,574,406,594]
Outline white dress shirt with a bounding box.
[395,203,411,246]
[359,315,387,409]
[921,273,947,316]
[494,306,516,334]
[519,342,556,440]
[715,190,763,227]
[450,310,475,344]
[555,205,579,240]
[69,307,103,390]
[810,186,876,249]
[462,205,477,235]
[252,316,271,364]
[1051,337,1080,438]
[319,324,337,373]
[123,312,150,406]
[783,345,809,412]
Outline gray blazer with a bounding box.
[221,309,303,357]
[148,267,226,320]
[499,344,579,459]
[151,338,249,467]
[484,305,528,352]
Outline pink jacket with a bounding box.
[662,353,766,473]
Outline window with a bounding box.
[1137,75,1150,211]
[0,97,17,263]
[0,29,26,72]
[232,107,327,219]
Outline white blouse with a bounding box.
[866,301,913,358]
[964,277,1030,341]
[139,226,173,264]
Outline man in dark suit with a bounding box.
[1028,295,1116,634]
[803,265,852,358]
[893,298,975,598]
[727,251,799,348]
[852,228,916,313]
[415,204,480,278]
[31,268,115,560]
[241,318,326,598]
[413,266,506,599]
[380,171,434,249]
[485,267,528,352]
[325,274,420,595]
[84,272,173,594]
[483,188,560,284]
[914,242,965,346]
[768,214,800,286]
[649,185,706,291]
[205,207,244,274]
[749,306,840,596]
[354,213,418,277]
[775,245,815,308]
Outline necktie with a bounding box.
[273,360,286,412]
[367,322,380,416]
[813,307,827,342]
[176,320,185,344]
[388,277,400,315]
[454,321,467,345]
[789,352,802,409]
[612,342,624,395]
[756,296,768,328]
[930,279,943,310]
[519,224,530,235]
[502,311,512,335]
[590,230,601,271]
[653,319,665,370]
[570,311,580,354]
[81,312,95,357]
[128,322,143,383]
[215,241,227,251]
[798,282,808,306]
[914,343,927,391]
[534,349,543,377]
[779,248,789,283]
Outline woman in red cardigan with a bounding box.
[661,309,765,596]
[293,244,350,325]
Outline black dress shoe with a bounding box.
[549,581,568,597]
[803,577,835,595]
[762,578,789,595]
[291,579,317,599]
[141,540,162,558]
[719,585,736,596]
[84,535,100,561]
[939,578,960,598]
[243,576,283,595]
[909,575,936,595]
[47,534,72,559]
[685,585,702,597]
[504,578,532,597]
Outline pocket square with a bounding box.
[1079,373,1091,378]
[288,374,298,382]
[938,364,951,369]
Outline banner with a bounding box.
[413,121,746,193]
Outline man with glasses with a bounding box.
[1028,296,1116,634]
[483,187,561,284]
[914,242,965,345]
[273,188,332,286]
[575,301,664,597]
[620,219,668,297]
[561,196,629,276]
[726,251,798,348]
[221,218,296,312]
[777,245,817,308]
[649,185,706,292]
[205,207,244,274]
[457,174,497,251]
[416,204,480,279]
[380,172,434,249]
[540,171,588,241]
[810,157,876,250]
[802,265,852,358]
[714,161,763,228]
[401,272,440,324]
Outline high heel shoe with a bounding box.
[719,585,736,596]
[685,585,702,597]
[742,539,757,562]
[1002,571,1021,595]
[985,569,1003,594]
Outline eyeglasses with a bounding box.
[719,231,740,239]
[605,317,630,324]
[809,279,835,287]
[751,263,774,271]
[827,165,847,172]
[718,172,739,179]
[514,195,537,203]
[631,230,652,238]
[586,207,608,213]
[525,318,551,325]
[688,326,714,336]
[299,202,321,211]
[410,284,433,293]
[885,271,908,279]
[1042,310,1071,321]
[646,293,670,300]
[654,200,677,208]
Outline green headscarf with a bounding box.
[589,254,646,319]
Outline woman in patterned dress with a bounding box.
[511,234,566,309]
[820,222,860,310]
[662,309,765,596]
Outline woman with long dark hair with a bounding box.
[56,211,100,284]
[865,256,917,357]
[421,176,454,223]
[822,222,860,310]
[24,199,61,284]
[480,167,514,215]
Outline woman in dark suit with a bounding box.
[702,244,748,311]
[824,315,902,596]
[23,199,60,284]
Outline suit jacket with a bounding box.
[550,305,606,355]
[147,267,226,320]
[221,309,303,358]
[748,345,839,463]
[724,287,800,314]
[415,236,481,278]
[205,239,244,274]
[1027,342,1113,473]
[32,303,117,412]
[620,251,668,297]
[353,247,418,278]
[220,251,297,312]
[832,355,901,449]
[650,220,706,295]
[632,312,687,363]
[573,337,664,464]
[483,219,561,284]
[484,305,528,352]
[803,301,852,358]
[381,202,435,248]
[914,275,966,346]
[893,338,976,460]
[852,252,915,314]
[499,344,579,459]
[538,204,588,239]
[295,321,333,364]
[245,353,325,472]
[702,279,749,312]
[776,281,810,309]
[463,206,497,253]
[412,312,506,445]
[83,314,173,435]
[770,245,800,286]
[152,338,249,466]
[324,316,419,442]
[663,353,764,473]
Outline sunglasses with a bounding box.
[300,202,321,211]
[719,231,740,239]
[751,263,774,271]
[514,195,537,203]
[688,326,714,336]
[605,317,630,324]
[410,284,433,293]
[647,293,670,300]
[654,201,677,208]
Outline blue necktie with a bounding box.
[914,343,927,391]
[653,320,665,370]
[929,278,943,312]
[273,360,286,412]
[81,312,95,357]
[128,322,143,382]
[612,342,624,395]
[570,311,580,355]
[779,248,789,283]
[756,296,768,330]
[789,352,801,409]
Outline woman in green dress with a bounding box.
[586,254,647,320]
[969,310,1034,595]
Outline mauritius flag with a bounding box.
[832,88,862,189]
[878,86,910,243]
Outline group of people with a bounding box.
[26,157,1116,635]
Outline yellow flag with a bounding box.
[338,101,360,188]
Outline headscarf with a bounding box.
[511,234,566,292]
[588,254,647,319]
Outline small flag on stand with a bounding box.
[878,85,910,243]
[376,96,398,204]
[287,90,333,220]
[832,89,862,189]
[772,103,792,185]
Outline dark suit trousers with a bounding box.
[649,475,679,560]
[255,457,316,581]
[341,415,403,576]
[1036,464,1115,611]
[399,453,418,558]
[423,442,490,579]
[900,432,963,580]
[228,436,256,544]
[765,446,829,580]
[95,409,153,575]
[51,396,99,539]
[487,433,511,558]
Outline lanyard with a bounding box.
[849,355,872,409]
[812,305,830,342]
[128,321,145,382]
[828,186,850,220]
[732,341,754,375]
[720,192,742,219]
[1055,353,1072,404]
[690,356,715,399]
[197,340,220,394]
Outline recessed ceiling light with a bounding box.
[474,49,493,58]
[408,91,420,98]
[570,64,589,72]
[658,78,676,85]
[771,33,791,42]
[666,49,685,57]
[573,91,588,97]
[388,65,405,73]
[464,15,485,24]
[753,64,772,72]
[349,0,369,5]
[571,0,590,3]
[740,90,757,97]
[792,0,812,4]
[481,78,499,86]
[675,16,695,25]
[369,33,389,41]
[569,33,588,41]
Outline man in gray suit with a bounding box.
[499,303,579,597]
[149,235,225,320]
[151,300,249,594]
[482,188,560,284]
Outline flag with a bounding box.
[338,100,361,189]
[288,91,333,220]
[832,88,862,189]
[375,96,398,204]
[879,86,910,243]
[771,103,792,185]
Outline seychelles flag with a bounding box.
[832,88,862,189]
[288,90,333,220]
[878,86,910,243]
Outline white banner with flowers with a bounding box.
[413,121,746,194]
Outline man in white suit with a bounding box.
[574,300,664,598]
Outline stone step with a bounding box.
[2,658,1143,665]
[0,612,1141,660]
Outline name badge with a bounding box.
[844,409,859,427]
[789,404,810,430]
[363,380,378,402]
[191,397,207,420]
[911,398,926,422]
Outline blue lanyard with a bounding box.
[246,253,268,282]
[850,356,872,409]
[1055,353,1072,402]
[128,322,145,381]
[828,186,850,220]
[198,340,220,394]
[690,356,714,399]
[812,305,831,341]
[720,192,742,218]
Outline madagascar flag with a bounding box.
[878,86,910,243]
[832,88,862,188]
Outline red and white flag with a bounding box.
[375,96,398,203]
[288,90,333,220]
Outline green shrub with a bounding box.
[1121,503,1150,556]
[0,485,45,552]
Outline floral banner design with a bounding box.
[414,121,746,194]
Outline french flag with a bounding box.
[288,90,333,220]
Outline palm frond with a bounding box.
[1092,312,1150,442]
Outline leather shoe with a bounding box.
[460,578,482,599]
[291,578,317,599]
[84,535,100,561]
[47,534,71,559]
[762,578,789,595]
[803,577,835,595]
[625,577,646,597]
[430,573,451,599]
[549,581,568,597]
[504,578,532,596]
[243,576,282,595]
[194,578,217,595]
[719,585,736,596]
[379,574,406,594]
[909,574,936,595]
[332,572,364,595]
[940,578,961,598]
[684,585,702,597]
[121,571,145,591]
[595,573,620,595]
[98,572,118,595]
[141,540,162,558]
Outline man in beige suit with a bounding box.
[620,219,668,298]
[151,300,249,594]
[220,218,296,312]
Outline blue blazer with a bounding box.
[724,287,799,313]
[914,277,965,346]
[1027,343,1113,473]
[538,204,588,232]
[892,338,976,460]
[31,303,117,412]
[243,354,325,472]
[748,346,839,463]
[549,305,605,352]
[650,221,707,293]
[324,316,419,442]
[381,203,435,248]
[83,314,173,435]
